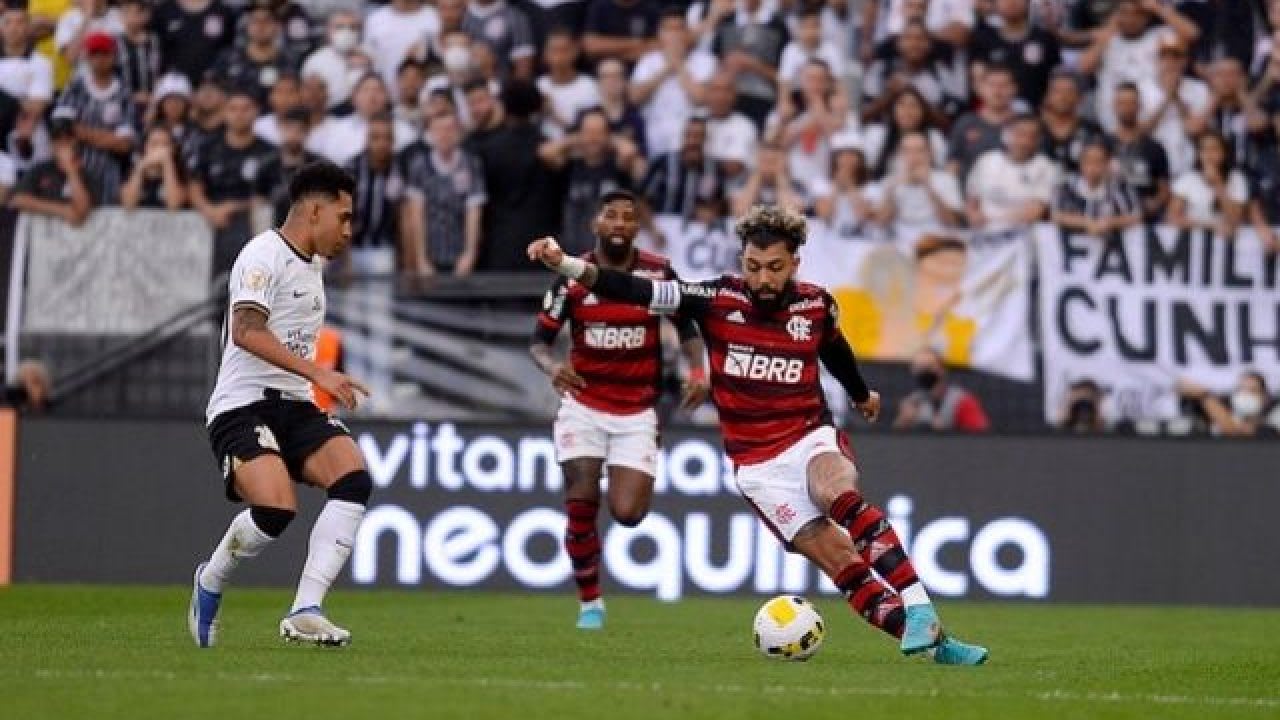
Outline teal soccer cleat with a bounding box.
[932,636,989,666]
[576,605,605,630]
[900,604,942,655]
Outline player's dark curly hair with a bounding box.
[289,161,356,204]
[734,205,808,253]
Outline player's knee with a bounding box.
[250,505,297,538]
[610,504,649,527]
[327,469,373,506]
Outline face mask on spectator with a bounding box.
[332,27,358,52]
[1231,391,1263,418]
[914,370,940,391]
[444,46,471,74]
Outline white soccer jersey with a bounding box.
[206,230,326,423]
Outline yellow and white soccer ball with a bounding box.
[753,595,826,661]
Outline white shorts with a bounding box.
[553,394,659,476]
[734,425,845,543]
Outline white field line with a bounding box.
[7,668,1279,710]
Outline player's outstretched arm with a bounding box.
[526,237,713,317]
[231,305,369,410]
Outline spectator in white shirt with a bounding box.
[1081,0,1200,131]
[779,4,845,89]
[704,71,759,187]
[770,58,858,198]
[966,114,1060,231]
[1168,130,1249,235]
[536,27,599,139]
[301,10,374,111]
[54,0,123,68]
[862,86,948,180]
[876,131,964,249]
[630,8,717,159]
[1,6,54,171]
[323,72,415,163]
[814,139,882,239]
[1137,34,1209,177]
[253,73,302,146]
[364,0,440,91]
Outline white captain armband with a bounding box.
[650,280,682,315]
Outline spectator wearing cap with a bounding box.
[813,139,881,240]
[253,105,316,226]
[0,6,55,173]
[151,0,237,87]
[708,0,788,130]
[252,73,302,147]
[460,0,536,81]
[540,107,644,255]
[469,80,563,271]
[121,124,187,210]
[1039,70,1104,175]
[966,114,1059,232]
[7,117,94,226]
[947,63,1017,181]
[208,1,303,109]
[401,111,486,276]
[1081,0,1200,134]
[629,8,717,159]
[116,0,161,130]
[1052,139,1142,237]
[968,0,1061,109]
[187,89,273,275]
[861,19,965,126]
[53,32,134,204]
[536,28,599,140]
[582,0,659,64]
[703,71,758,189]
[893,347,991,433]
[301,10,372,113]
[364,0,440,91]
[1107,81,1172,222]
[875,131,964,250]
[54,0,123,69]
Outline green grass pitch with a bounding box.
[2,585,1277,719]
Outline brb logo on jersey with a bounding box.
[723,344,803,383]
[584,325,647,350]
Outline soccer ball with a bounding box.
[753,595,826,661]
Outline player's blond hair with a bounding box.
[734,205,808,252]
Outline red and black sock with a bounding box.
[833,559,905,638]
[564,499,602,603]
[830,490,920,593]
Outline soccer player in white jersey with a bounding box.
[190,161,374,648]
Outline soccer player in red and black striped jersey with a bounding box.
[528,205,988,664]
[530,190,710,630]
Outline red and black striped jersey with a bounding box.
[656,275,842,465]
[534,250,693,415]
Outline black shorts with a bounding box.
[207,390,351,502]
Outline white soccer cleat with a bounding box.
[279,606,351,647]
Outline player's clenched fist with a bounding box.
[313,368,370,410]
[527,236,565,268]
[548,361,587,395]
[855,390,882,423]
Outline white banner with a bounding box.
[798,221,1034,380]
[1036,225,1280,423]
[652,214,741,282]
[20,209,212,334]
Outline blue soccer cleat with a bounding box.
[576,604,605,630]
[932,635,989,666]
[188,562,222,648]
[900,604,942,655]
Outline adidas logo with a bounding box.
[583,293,599,305]
[726,310,745,323]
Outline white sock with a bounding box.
[291,500,366,612]
[900,582,931,608]
[200,509,273,593]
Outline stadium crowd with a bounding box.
[1,0,1278,434]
